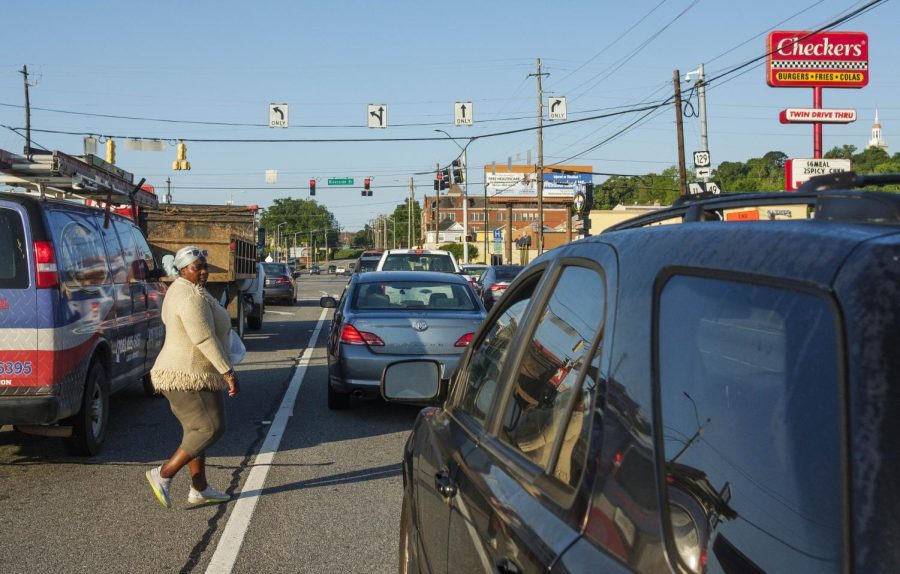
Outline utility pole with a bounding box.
[384,216,388,250]
[408,178,414,248]
[165,177,172,204]
[435,162,441,247]
[484,166,490,264]
[528,59,550,254]
[462,147,469,263]
[674,69,688,197]
[686,64,709,181]
[20,65,31,156]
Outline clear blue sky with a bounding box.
[2,0,896,231]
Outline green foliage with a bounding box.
[259,197,340,247]
[390,200,423,248]
[439,243,479,261]
[333,249,363,260]
[351,227,371,248]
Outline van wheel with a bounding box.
[234,295,246,339]
[327,384,350,410]
[64,362,110,456]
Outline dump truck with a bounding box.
[139,204,262,336]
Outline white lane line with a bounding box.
[205,307,329,574]
[265,310,295,316]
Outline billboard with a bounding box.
[484,166,592,200]
[784,158,852,191]
[767,31,869,88]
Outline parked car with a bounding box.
[335,265,346,275]
[243,262,265,330]
[262,262,294,305]
[376,248,460,273]
[327,264,337,274]
[0,191,166,455]
[320,270,484,410]
[476,265,523,310]
[382,175,900,573]
[308,264,321,275]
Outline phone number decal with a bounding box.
[0,361,33,376]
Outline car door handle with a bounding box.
[434,469,457,498]
[495,558,522,574]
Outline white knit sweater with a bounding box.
[150,277,233,392]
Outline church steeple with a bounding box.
[868,108,888,152]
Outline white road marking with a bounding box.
[265,310,295,316]
[205,308,329,574]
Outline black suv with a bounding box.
[382,173,900,573]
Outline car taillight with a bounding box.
[274,276,292,284]
[33,240,59,289]
[340,324,384,346]
[454,333,474,347]
[489,283,506,292]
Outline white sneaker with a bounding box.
[188,485,231,506]
[146,466,172,509]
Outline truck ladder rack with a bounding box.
[0,148,158,208]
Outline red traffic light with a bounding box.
[436,172,443,180]
[364,178,371,190]
[309,179,316,196]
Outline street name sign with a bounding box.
[766,31,869,88]
[548,97,567,120]
[784,158,852,191]
[455,102,473,126]
[368,104,387,128]
[269,104,289,128]
[779,108,857,124]
[327,178,354,186]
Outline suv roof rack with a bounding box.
[604,171,900,232]
[0,148,158,208]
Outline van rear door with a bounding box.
[0,201,38,391]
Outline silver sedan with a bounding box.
[320,271,486,409]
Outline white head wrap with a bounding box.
[162,245,206,277]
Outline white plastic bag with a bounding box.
[228,329,246,365]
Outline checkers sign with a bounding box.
[766,31,868,88]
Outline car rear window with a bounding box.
[352,280,477,310]
[0,207,28,289]
[494,267,522,281]
[381,254,456,272]
[657,275,842,573]
[357,257,380,272]
[263,263,289,276]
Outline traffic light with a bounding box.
[440,168,450,190]
[105,139,116,164]
[172,141,190,170]
[309,179,316,196]
[451,159,464,184]
[433,179,439,191]
[583,182,594,213]
[364,178,372,197]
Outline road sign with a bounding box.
[766,31,869,88]
[548,97,567,120]
[688,181,721,195]
[695,167,711,179]
[705,181,721,194]
[688,182,705,195]
[327,178,354,186]
[784,158,852,190]
[779,108,857,124]
[455,102,473,126]
[693,150,710,168]
[493,228,502,241]
[367,104,387,128]
[269,104,289,128]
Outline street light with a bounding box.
[435,129,471,264]
[276,222,287,262]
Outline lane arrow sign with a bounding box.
[455,101,474,126]
[548,96,567,121]
[368,104,388,128]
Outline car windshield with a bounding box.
[263,263,289,275]
[461,266,487,280]
[352,280,477,311]
[382,253,455,272]
[494,266,523,281]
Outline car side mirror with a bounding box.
[320,296,337,308]
[381,360,445,404]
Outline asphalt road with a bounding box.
[0,274,420,574]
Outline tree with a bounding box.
[389,200,422,248]
[259,197,340,257]
[440,243,479,261]
[825,145,857,159]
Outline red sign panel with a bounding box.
[767,31,868,88]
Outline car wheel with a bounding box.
[248,303,263,330]
[64,362,110,456]
[399,494,418,574]
[327,384,350,410]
